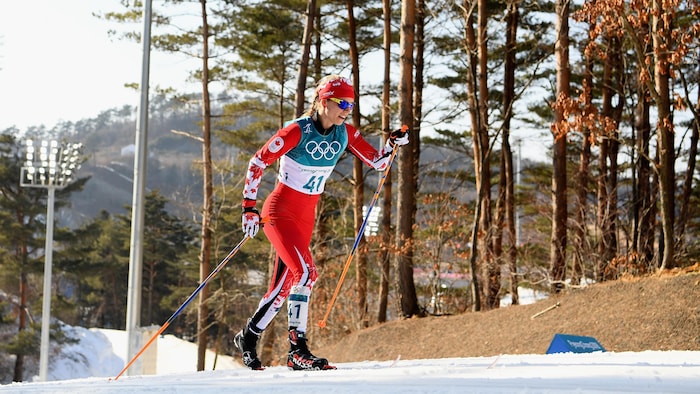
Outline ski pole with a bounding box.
[318,125,407,329]
[112,232,253,380]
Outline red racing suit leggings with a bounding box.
[247,183,320,335]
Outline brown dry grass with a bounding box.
[315,270,700,363]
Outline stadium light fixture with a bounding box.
[20,139,82,382]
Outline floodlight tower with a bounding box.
[20,139,82,382]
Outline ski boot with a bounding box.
[234,324,264,370]
[287,328,336,371]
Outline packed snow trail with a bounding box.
[2,351,699,393]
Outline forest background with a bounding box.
[1,0,699,383]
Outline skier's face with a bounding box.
[321,96,354,127]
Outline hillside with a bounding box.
[317,269,700,363]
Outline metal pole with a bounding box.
[38,186,56,381]
[125,0,152,376]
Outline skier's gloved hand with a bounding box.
[242,206,260,238]
[389,127,409,147]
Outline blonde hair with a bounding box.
[302,74,343,117]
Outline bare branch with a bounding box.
[170,129,203,142]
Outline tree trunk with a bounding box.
[502,0,519,304]
[378,0,393,323]
[411,0,426,312]
[196,0,212,371]
[494,146,506,300]
[652,0,675,270]
[415,0,424,131]
[146,259,155,324]
[410,0,426,313]
[345,0,368,328]
[596,129,609,281]
[295,0,316,117]
[292,0,320,339]
[396,0,420,318]
[573,52,593,286]
[476,0,498,310]
[676,76,700,247]
[596,34,622,281]
[14,270,27,381]
[608,36,624,273]
[633,44,655,268]
[463,0,481,312]
[313,5,322,79]
[550,0,570,293]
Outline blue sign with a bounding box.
[546,333,606,354]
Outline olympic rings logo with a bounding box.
[305,140,342,160]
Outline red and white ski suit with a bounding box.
[242,116,394,334]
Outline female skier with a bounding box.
[233,75,409,371]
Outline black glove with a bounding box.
[389,127,409,147]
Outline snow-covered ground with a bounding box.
[0,324,698,393]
